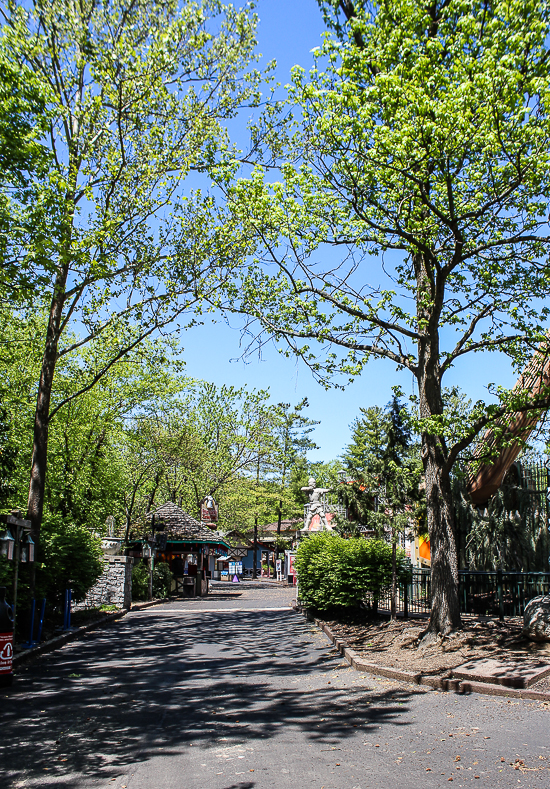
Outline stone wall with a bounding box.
[76,555,133,610]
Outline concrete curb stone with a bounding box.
[294,603,550,701]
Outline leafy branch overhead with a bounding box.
[0,0,263,547]
[226,0,550,635]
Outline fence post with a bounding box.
[404,580,409,619]
[36,598,46,643]
[497,569,504,621]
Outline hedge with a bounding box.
[294,532,410,611]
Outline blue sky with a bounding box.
[178,0,518,462]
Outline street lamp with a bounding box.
[0,529,14,560]
[0,512,33,634]
[20,535,35,564]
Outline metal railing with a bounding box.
[369,569,550,619]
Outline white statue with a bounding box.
[301,477,330,530]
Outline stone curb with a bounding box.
[296,604,550,702]
[12,598,169,668]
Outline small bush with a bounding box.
[40,518,104,605]
[152,562,172,598]
[131,562,149,601]
[295,532,410,611]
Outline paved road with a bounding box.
[1,582,549,789]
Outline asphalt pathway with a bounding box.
[1,582,549,789]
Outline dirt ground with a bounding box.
[320,613,550,692]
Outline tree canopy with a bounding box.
[228,0,550,633]
[0,0,261,550]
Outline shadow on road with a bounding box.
[2,608,419,787]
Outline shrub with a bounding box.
[294,532,410,611]
[131,562,149,601]
[39,518,104,605]
[152,561,172,598]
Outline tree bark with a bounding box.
[26,131,78,568]
[424,439,461,633]
[416,249,462,634]
[26,266,69,546]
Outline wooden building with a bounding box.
[145,502,230,596]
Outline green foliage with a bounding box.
[0,555,12,586]
[0,36,53,303]
[271,398,319,524]
[274,535,291,554]
[152,562,173,599]
[131,563,150,602]
[229,0,550,629]
[0,402,17,507]
[39,518,104,604]
[1,0,264,553]
[120,380,287,531]
[341,396,421,535]
[331,515,363,539]
[0,308,182,532]
[454,467,549,571]
[295,532,410,611]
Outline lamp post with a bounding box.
[142,540,154,600]
[0,529,14,560]
[0,511,33,634]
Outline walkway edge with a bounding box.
[12,598,168,668]
[295,604,550,702]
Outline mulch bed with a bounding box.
[318,612,550,693]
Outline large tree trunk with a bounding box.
[27,143,77,559]
[416,251,461,635]
[26,268,68,545]
[423,434,461,634]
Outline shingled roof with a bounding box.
[259,518,302,532]
[147,502,223,541]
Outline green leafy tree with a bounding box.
[272,398,319,544]
[230,0,550,634]
[0,307,180,531]
[341,396,419,617]
[341,406,387,525]
[133,382,280,525]
[0,37,52,303]
[0,402,16,507]
[1,0,260,560]
[131,563,150,602]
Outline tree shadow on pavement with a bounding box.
[1,608,421,788]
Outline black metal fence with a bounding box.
[372,569,550,619]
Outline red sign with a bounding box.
[200,503,218,523]
[0,632,13,674]
[289,554,296,576]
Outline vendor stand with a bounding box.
[130,502,230,597]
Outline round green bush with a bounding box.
[294,532,410,611]
[152,561,172,598]
[131,562,150,601]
